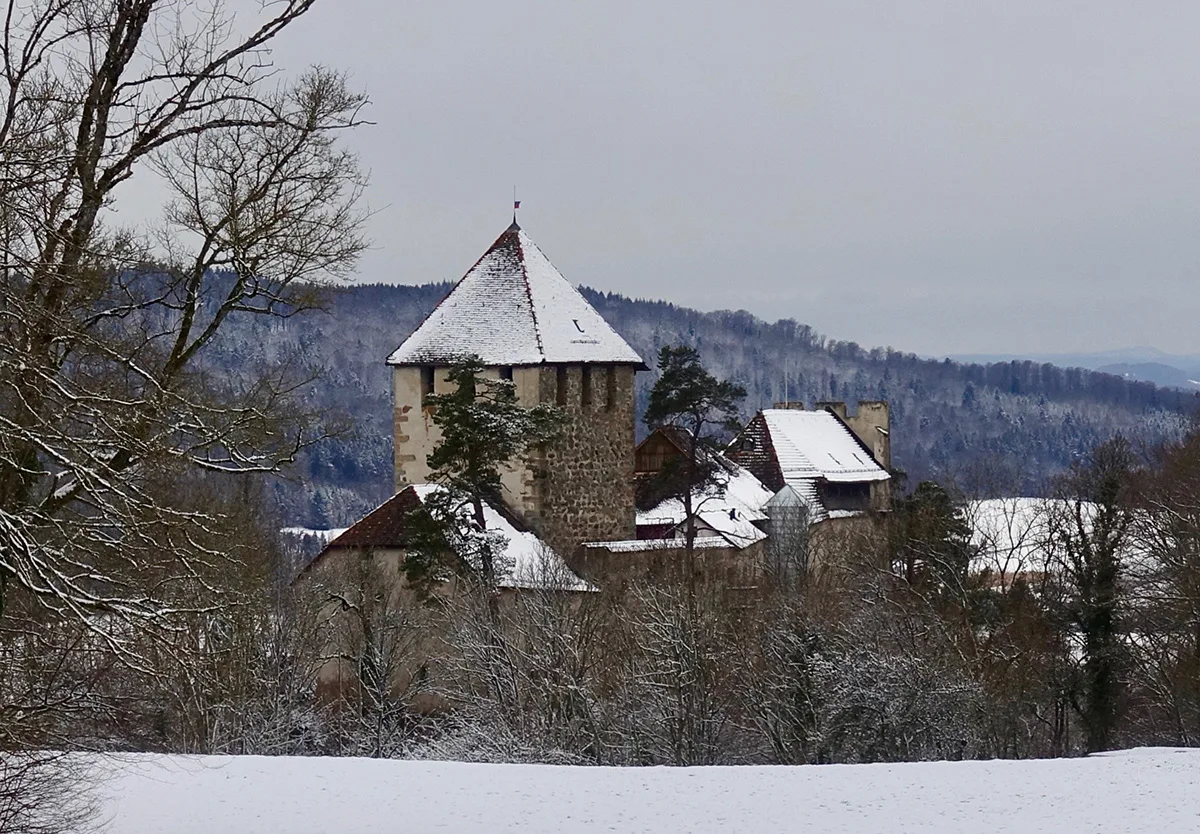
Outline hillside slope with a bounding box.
[214,283,1194,527]
[97,748,1200,834]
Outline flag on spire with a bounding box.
[514,200,521,210]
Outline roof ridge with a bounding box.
[515,231,545,358]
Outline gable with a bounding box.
[726,413,786,492]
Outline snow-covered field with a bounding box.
[95,748,1200,833]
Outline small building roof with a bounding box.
[387,222,646,368]
[581,537,737,554]
[304,485,593,592]
[635,454,775,550]
[752,409,890,486]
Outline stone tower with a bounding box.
[386,220,646,554]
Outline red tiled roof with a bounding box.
[297,484,594,592]
[326,485,425,549]
[303,485,534,574]
[727,413,787,492]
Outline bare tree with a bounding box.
[312,549,435,758]
[0,752,98,834]
[416,549,612,764]
[0,0,367,820]
[0,0,367,626]
[625,579,747,765]
[1126,429,1200,744]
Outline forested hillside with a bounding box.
[221,282,1195,527]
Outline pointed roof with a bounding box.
[387,222,646,368]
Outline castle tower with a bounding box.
[386,220,646,554]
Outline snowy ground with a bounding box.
[96,748,1200,833]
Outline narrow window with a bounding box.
[556,366,568,406]
[499,366,513,381]
[605,365,617,411]
[581,366,593,408]
[420,366,435,401]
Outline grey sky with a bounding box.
[264,1,1200,356]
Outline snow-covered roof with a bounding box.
[310,485,593,592]
[759,409,890,484]
[581,537,737,553]
[764,481,834,523]
[387,222,646,368]
[636,458,774,549]
[409,485,594,591]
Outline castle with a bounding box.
[309,220,892,592]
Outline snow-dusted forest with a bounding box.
[212,280,1195,529]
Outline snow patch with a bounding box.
[95,748,1200,834]
[279,527,347,545]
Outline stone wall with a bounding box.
[393,362,640,565]
[573,540,765,597]
[394,364,546,510]
[842,400,892,511]
[530,364,638,564]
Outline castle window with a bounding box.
[420,366,435,401]
[605,366,617,410]
[581,366,593,408]
[556,366,568,406]
[499,366,513,381]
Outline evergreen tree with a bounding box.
[403,358,562,594]
[1050,437,1136,753]
[889,481,975,598]
[643,345,746,556]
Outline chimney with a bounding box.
[844,401,890,470]
[814,401,847,420]
[772,401,805,411]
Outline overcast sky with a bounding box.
[262,1,1200,357]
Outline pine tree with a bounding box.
[890,481,975,597]
[643,345,746,558]
[403,358,562,594]
[1051,437,1136,753]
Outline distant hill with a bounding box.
[953,348,1200,391]
[1095,362,1200,391]
[212,284,1197,527]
